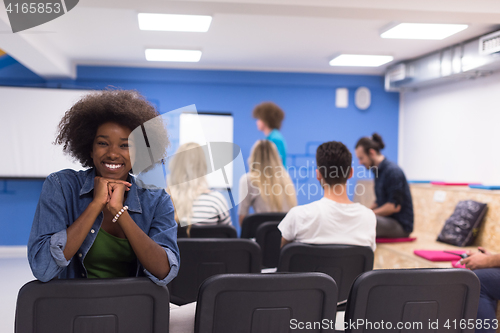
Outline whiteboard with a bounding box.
[0,87,93,178]
[179,112,234,188]
[400,71,500,184]
[179,112,234,147]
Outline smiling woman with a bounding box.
[27,89,179,286]
[90,122,133,181]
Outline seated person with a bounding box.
[29,90,178,285]
[461,247,500,333]
[168,142,231,237]
[252,102,288,167]
[279,141,376,250]
[238,140,297,226]
[355,133,414,238]
[27,90,194,333]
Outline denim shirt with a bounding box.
[27,168,180,286]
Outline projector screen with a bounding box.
[0,87,92,178]
[179,112,234,188]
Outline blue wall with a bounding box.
[0,58,400,245]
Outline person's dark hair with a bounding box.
[316,141,352,186]
[252,102,285,130]
[55,89,169,169]
[355,133,385,156]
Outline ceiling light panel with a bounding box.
[138,13,212,32]
[381,23,468,40]
[329,54,393,67]
[145,49,202,62]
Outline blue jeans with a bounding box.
[475,268,500,333]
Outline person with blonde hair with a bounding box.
[168,142,231,235]
[238,140,297,225]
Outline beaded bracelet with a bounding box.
[112,205,129,223]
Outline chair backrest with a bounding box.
[278,243,373,303]
[344,268,480,333]
[169,239,261,305]
[240,212,287,238]
[187,224,237,238]
[15,277,170,333]
[195,272,338,333]
[255,221,281,268]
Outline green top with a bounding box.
[267,129,287,167]
[84,228,137,279]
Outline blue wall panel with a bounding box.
[0,61,399,245]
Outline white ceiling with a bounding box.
[0,0,499,79]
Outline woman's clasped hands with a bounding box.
[93,176,131,215]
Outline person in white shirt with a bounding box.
[278,141,376,251]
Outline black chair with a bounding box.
[169,238,261,305]
[240,212,287,238]
[278,243,373,309]
[178,224,237,238]
[344,268,480,333]
[15,277,170,333]
[195,272,338,333]
[255,221,282,268]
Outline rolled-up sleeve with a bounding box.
[49,229,71,267]
[144,191,180,286]
[28,174,71,282]
[143,247,179,286]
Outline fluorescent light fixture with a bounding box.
[381,23,468,40]
[329,54,393,67]
[145,49,202,62]
[138,13,212,32]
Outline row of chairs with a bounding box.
[169,241,373,307]
[177,212,286,240]
[16,269,480,333]
[179,213,287,268]
[16,213,481,332]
